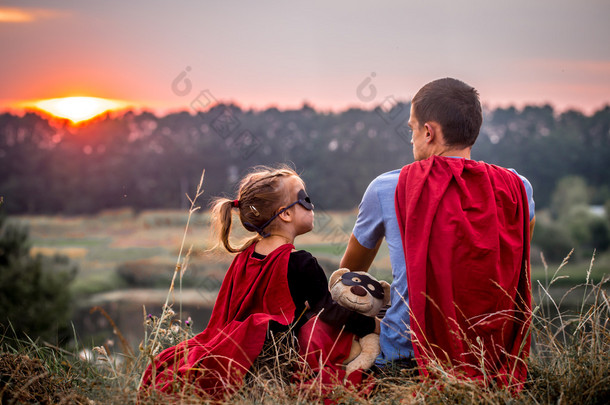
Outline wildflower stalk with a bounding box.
[138,169,205,389]
[578,249,595,322]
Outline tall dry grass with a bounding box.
[3,264,606,403]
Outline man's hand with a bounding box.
[530,216,536,240]
[340,234,382,273]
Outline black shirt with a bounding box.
[252,249,376,338]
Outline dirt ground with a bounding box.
[0,352,89,404]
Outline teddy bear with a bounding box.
[329,268,391,376]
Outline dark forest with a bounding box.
[1,103,609,215]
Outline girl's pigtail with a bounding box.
[210,197,261,253]
[210,198,240,253]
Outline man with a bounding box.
[341,78,535,386]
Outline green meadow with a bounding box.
[2,208,609,404]
[19,207,609,293]
[2,207,604,357]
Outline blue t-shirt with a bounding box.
[352,162,535,364]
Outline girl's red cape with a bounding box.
[140,243,296,398]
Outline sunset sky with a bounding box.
[1,0,609,116]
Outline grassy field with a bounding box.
[1,258,608,404]
[12,208,610,319]
[7,208,608,350]
[18,208,609,291]
[2,208,609,403]
[19,209,378,293]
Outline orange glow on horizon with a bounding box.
[30,97,128,123]
[0,8,34,22]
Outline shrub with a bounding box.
[0,214,77,343]
[532,221,574,262]
[563,205,610,254]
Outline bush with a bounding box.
[550,176,590,220]
[0,214,77,343]
[532,221,575,262]
[116,259,205,288]
[563,205,610,254]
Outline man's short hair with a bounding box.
[411,78,482,147]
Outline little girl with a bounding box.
[140,165,379,399]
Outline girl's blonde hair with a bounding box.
[210,165,299,253]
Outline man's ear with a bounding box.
[329,268,350,289]
[424,121,442,144]
[380,280,392,306]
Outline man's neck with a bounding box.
[435,147,471,159]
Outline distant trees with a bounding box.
[2,104,608,216]
[476,105,610,209]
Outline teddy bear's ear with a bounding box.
[329,268,350,288]
[380,280,392,306]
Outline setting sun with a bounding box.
[32,97,127,123]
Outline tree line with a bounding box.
[1,103,609,215]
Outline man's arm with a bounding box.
[340,233,383,273]
[530,216,536,241]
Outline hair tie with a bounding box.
[232,199,240,208]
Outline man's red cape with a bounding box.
[139,243,296,399]
[395,156,531,387]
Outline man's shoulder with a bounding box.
[483,162,532,184]
[369,169,401,191]
[475,161,535,219]
[470,160,528,180]
[359,169,402,211]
